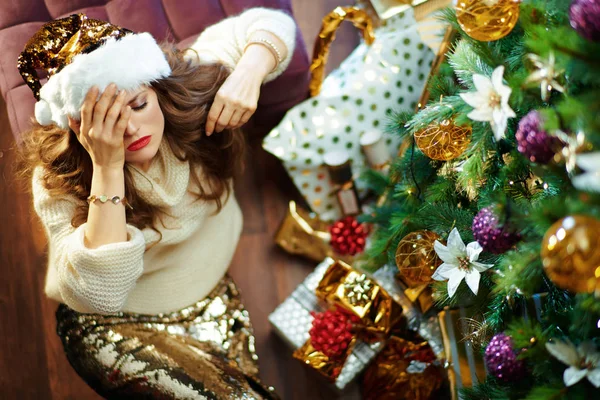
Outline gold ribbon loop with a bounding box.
[309,7,375,96]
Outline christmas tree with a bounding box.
[362,0,600,398]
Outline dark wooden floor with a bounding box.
[0,2,359,399]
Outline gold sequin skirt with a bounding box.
[56,275,279,399]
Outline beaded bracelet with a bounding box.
[244,38,282,71]
[87,194,133,210]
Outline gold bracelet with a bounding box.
[87,194,133,210]
[243,38,282,71]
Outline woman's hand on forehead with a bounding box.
[68,84,132,170]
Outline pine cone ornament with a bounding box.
[472,207,521,254]
[309,308,360,359]
[329,216,367,256]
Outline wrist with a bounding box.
[93,164,124,176]
[91,165,125,194]
[237,45,276,79]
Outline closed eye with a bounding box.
[132,102,147,111]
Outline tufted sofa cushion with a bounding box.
[0,0,310,140]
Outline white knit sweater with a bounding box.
[32,8,296,315]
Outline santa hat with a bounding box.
[18,14,171,129]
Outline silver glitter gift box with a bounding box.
[268,258,384,390]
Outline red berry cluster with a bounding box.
[309,308,360,359]
[329,216,367,255]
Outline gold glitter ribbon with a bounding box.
[309,7,375,96]
[293,260,404,381]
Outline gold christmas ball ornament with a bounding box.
[455,0,521,42]
[414,120,472,161]
[395,231,443,287]
[541,215,600,294]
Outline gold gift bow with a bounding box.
[316,260,404,342]
[309,7,375,96]
[275,201,362,263]
[294,260,405,381]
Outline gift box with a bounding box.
[263,7,443,221]
[362,336,445,400]
[372,264,444,355]
[366,0,452,29]
[274,201,368,263]
[268,258,403,390]
[372,264,487,400]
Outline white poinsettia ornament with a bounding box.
[460,65,516,141]
[431,228,494,297]
[572,152,600,193]
[546,340,600,388]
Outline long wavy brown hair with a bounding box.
[17,43,246,237]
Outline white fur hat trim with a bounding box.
[36,32,171,129]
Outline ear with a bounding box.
[67,116,81,135]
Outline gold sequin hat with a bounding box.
[18,14,171,129]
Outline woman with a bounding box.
[17,8,296,399]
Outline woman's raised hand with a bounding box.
[68,83,132,170]
[205,68,260,136]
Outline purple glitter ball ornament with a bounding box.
[515,111,563,164]
[570,0,600,42]
[472,207,520,254]
[484,333,526,382]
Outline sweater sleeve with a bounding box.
[186,7,297,83]
[32,167,146,314]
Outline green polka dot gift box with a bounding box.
[264,8,441,221]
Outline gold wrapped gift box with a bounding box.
[293,260,404,382]
[372,265,487,400]
[362,336,445,400]
[269,258,404,389]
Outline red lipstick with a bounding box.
[127,135,151,151]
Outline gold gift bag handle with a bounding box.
[309,6,375,97]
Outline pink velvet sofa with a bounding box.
[0,0,310,140]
